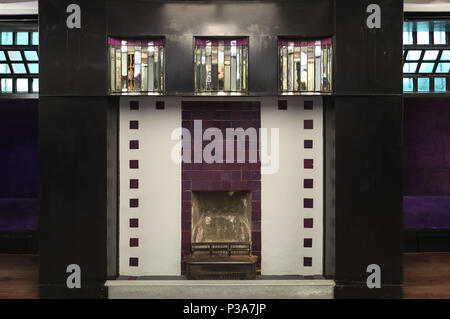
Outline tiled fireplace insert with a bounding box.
[118,97,323,278]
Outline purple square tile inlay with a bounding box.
[129,218,139,228]
[129,257,139,267]
[304,198,314,208]
[304,218,314,228]
[130,238,139,247]
[130,120,139,130]
[130,179,139,189]
[130,140,139,149]
[304,100,313,110]
[304,140,313,149]
[304,179,313,189]
[130,160,139,169]
[304,119,313,129]
[130,198,139,208]
[278,100,287,110]
[303,257,312,267]
[130,101,139,110]
[304,238,313,247]
[304,159,314,169]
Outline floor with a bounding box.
[0,253,449,298]
[0,254,38,299]
[403,252,450,299]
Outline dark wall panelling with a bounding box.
[39,96,109,298]
[38,0,108,96]
[405,229,450,252]
[334,96,403,298]
[334,0,403,94]
[0,231,38,254]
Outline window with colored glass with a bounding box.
[403,20,450,93]
[0,29,39,94]
[108,37,165,94]
[194,37,248,95]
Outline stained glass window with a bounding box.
[108,37,165,94]
[278,38,332,94]
[0,30,38,94]
[403,20,450,93]
[194,38,248,94]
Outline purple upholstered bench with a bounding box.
[0,198,38,231]
[403,196,450,229]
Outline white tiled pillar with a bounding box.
[261,96,323,276]
[119,97,181,276]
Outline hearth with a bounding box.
[186,191,258,279]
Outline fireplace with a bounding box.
[118,96,324,278]
[186,191,258,279]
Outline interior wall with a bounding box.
[261,96,323,276]
[39,96,109,298]
[119,97,181,276]
[334,96,403,298]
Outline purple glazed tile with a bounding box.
[129,218,139,228]
[130,179,139,189]
[304,179,313,189]
[220,171,231,181]
[129,257,139,267]
[130,140,139,149]
[304,140,313,149]
[304,159,314,169]
[130,238,139,247]
[129,160,139,169]
[304,198,314,208]
[304,120,313,129]
[130,198,139,208]
[304,100,313,110]
[243,171,261,180]
[304,218,314,228]
[304,238,313,247]
[232,171,241,180]
[130,120,139,129]
[303,257,312,267]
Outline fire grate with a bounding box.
[191,242,251,257]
